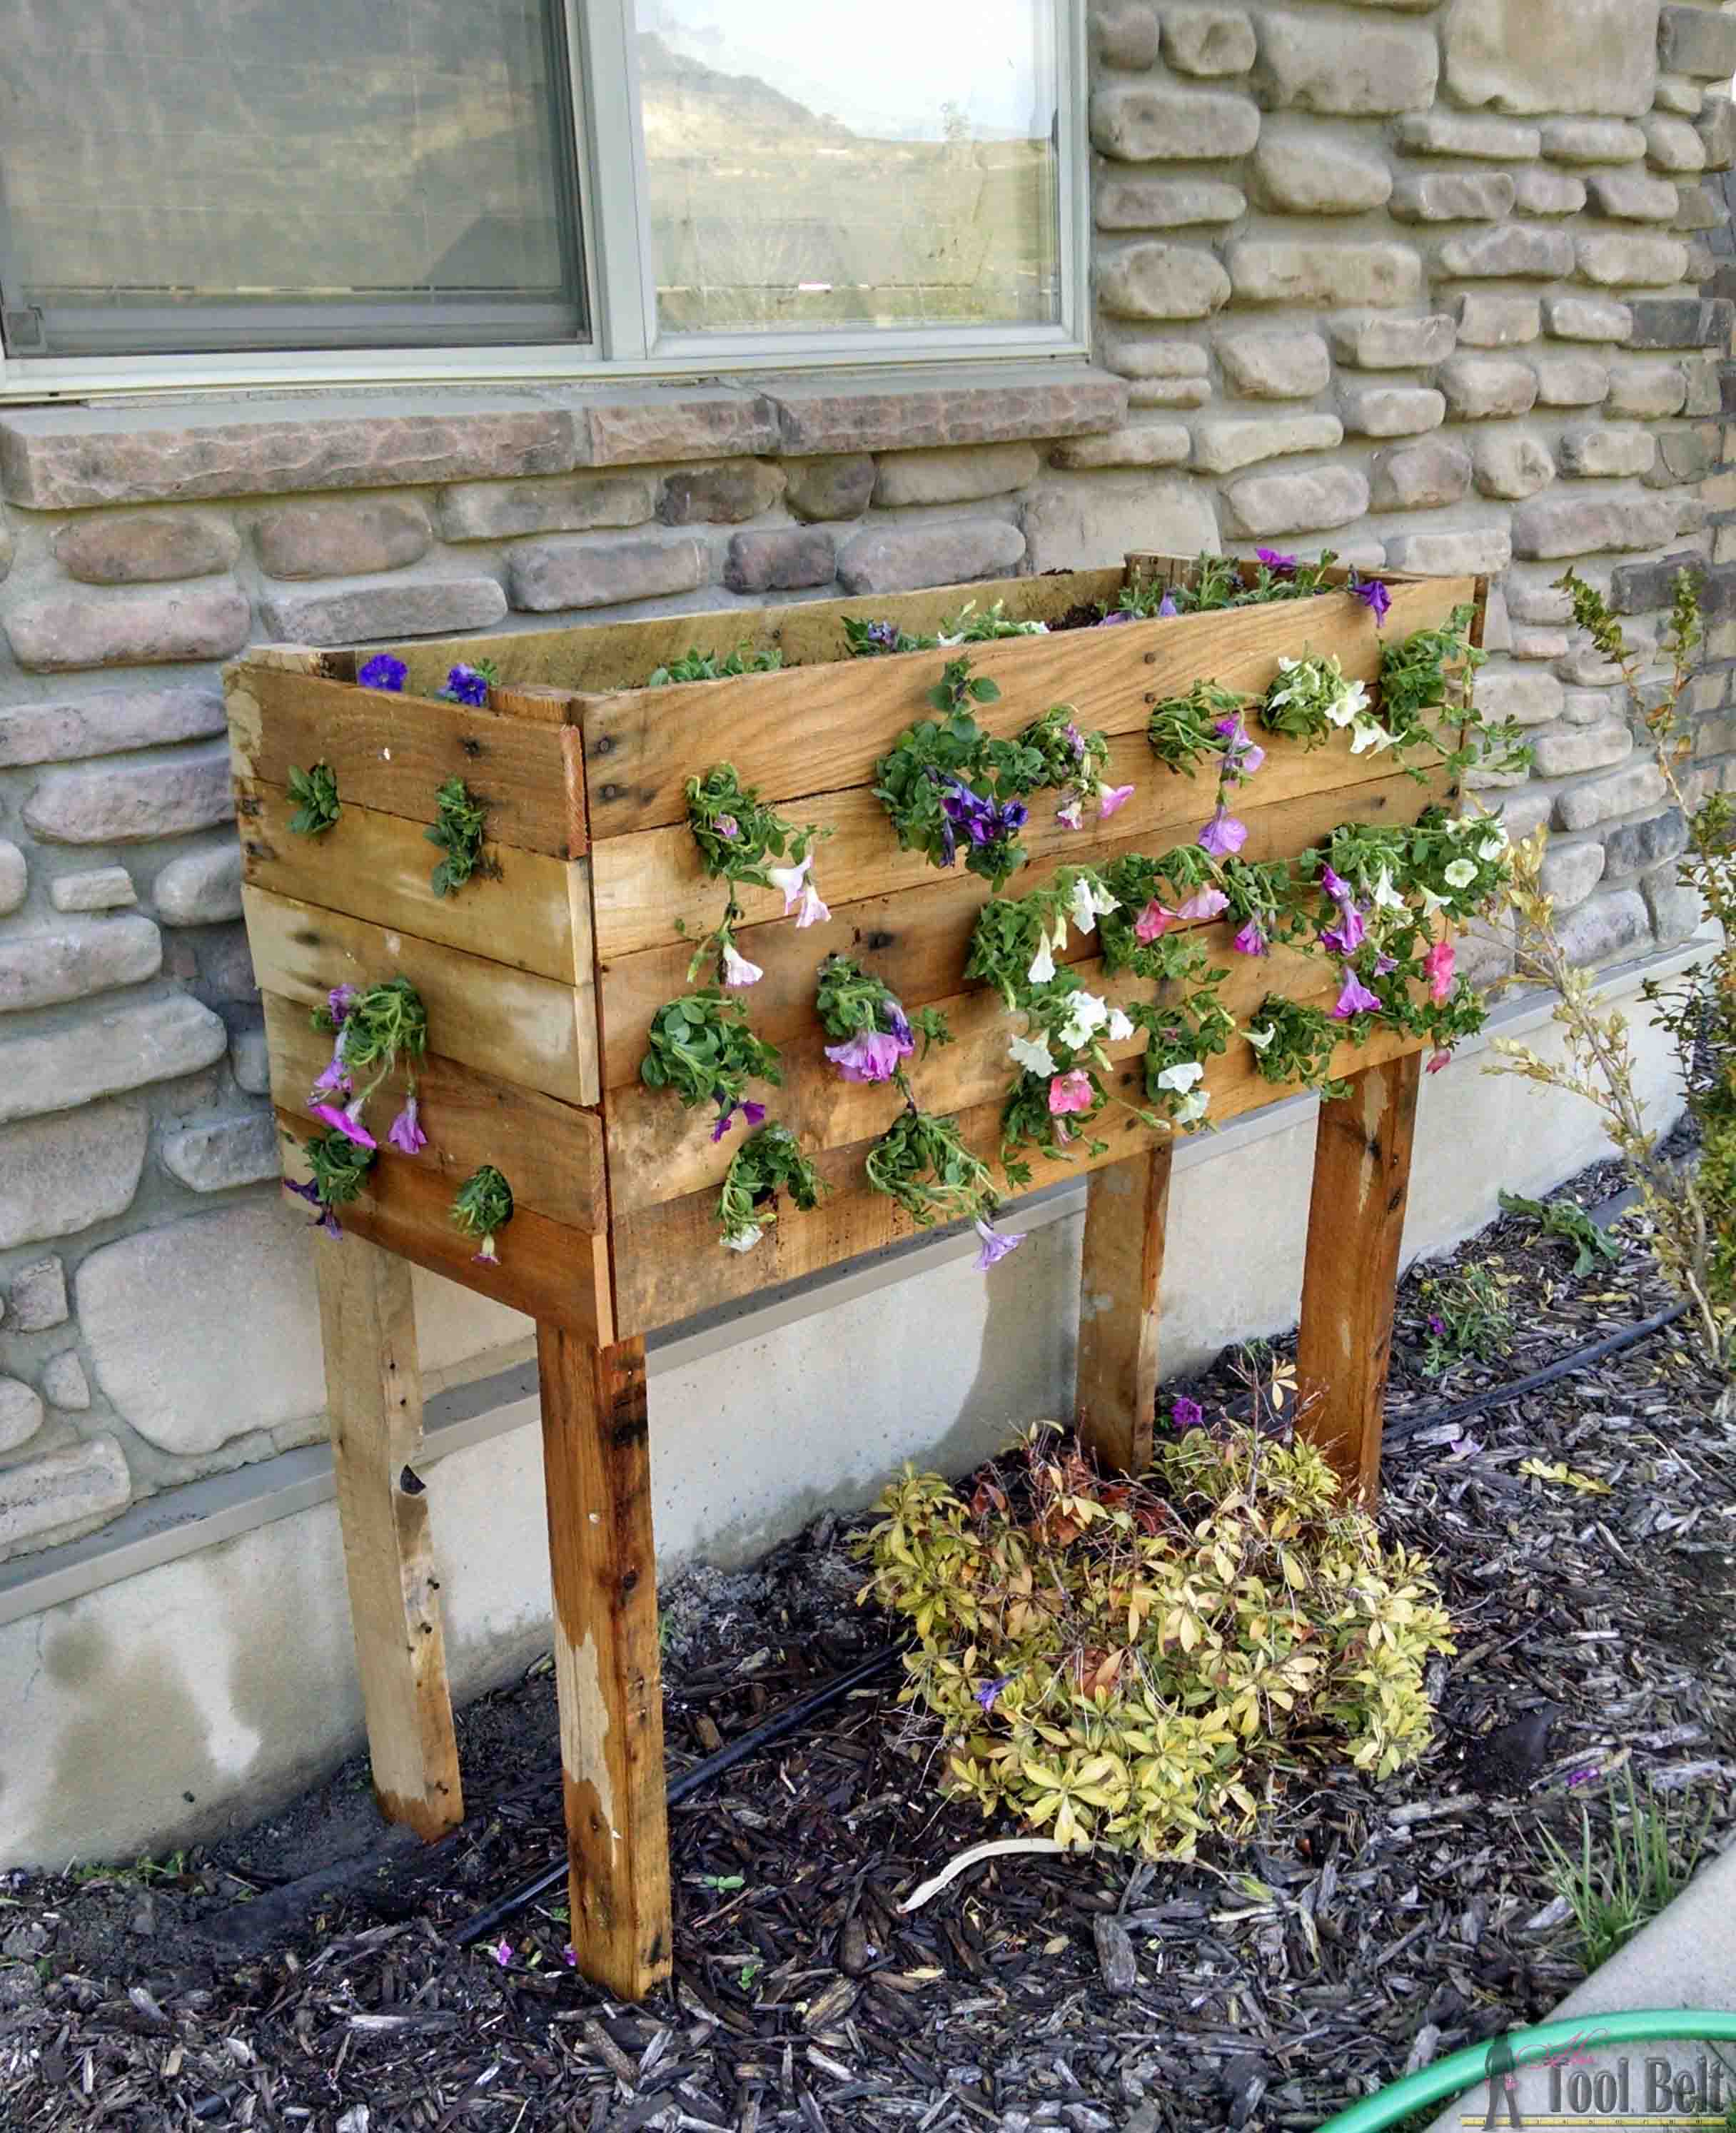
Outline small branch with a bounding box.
[897,1837,1070,1913]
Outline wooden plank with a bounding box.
[1294,1051,1423,1506]
[228,642,360,681]
[279,1113,614,1343]
[590,729,1455,963]
[390,569,1124,698]
[243,884,600,1107]
[238,778,590,988]
[597,765,1440,1087]
[263,993,606,1231]
[225,661,587,860]
[538,1326,672,2000]
[313,1231,462,1840]
[610,1019,1432,1336]
[1076,1144,1174,1476]
[576,576,1475,839]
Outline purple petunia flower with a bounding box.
[866,620,901,650]
[1256,548,1297,578]
[1428,1313,1447,1338]
[283,1176,321,1211]
[1099,782,1136,820]
[884,999,912,1047]
[1233,918,1269,957]
[972,1219,1026,1272]
[1350,573,1393,627]
[1062,722,1086,760]
[1332,970,1382,1019]
[974,1673,1016,1712]
[311,1049,351,1097]
[1169,1393,1205,1431]
[942,781,994,846]
[743,1100,766,1129]
[825,1029,907,1083]
[1157,592,1179,618]
[1198,807,1248,858]
[388,1096,426,1155]
[1098,608,1133,626]
[443,664,490,707]
[358,653,407,692]
[328,984,358,1024]
[493,1940,513,1968]
[1215,714,1266,781]
[1319,865,1353,904]
[715,814,740,840]
[311,1100,377,1150]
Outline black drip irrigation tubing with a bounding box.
[453,1641,906,1948]
[452,1296,1692,1949]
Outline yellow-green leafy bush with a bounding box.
[860,1424,1453,1857]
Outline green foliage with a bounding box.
[451,1165,513,1261]
[640,992,782,1114]
[1245,996,1351,1101]
[942,598,1049,643]
[303,1129,376,1211]
[1498,1191,1623,1279]
[1416,1264,1513,1376]
[647,644,783,685]
[865,1109,998,1227]
[683,762,824,892]
[1146,681,1250,775]
[872,700,1041,889]
[860,1423,1453,1857]
[315,977,428,1079]
[425,777,497,898]
[1113,550,1342,618]
[287,760,340,837]
[1020,705,1112,811]
[1538,1773,1711,1973]
[717,1123,827,1249]
[1129,991,1235,1122]
[927,653,1002,717]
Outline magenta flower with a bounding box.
[1423,936,1456,1004]
[493,1940,513,1967]
[562,1945,578,1967]
[1134,898,1175,943]
[972,1219,1026,1271]
[311,1101,377,1150]
[1176,886,1229,922]
[1062,722,1086,759]
[709,1096,767,1142]
[1168,1393,1205,1431]
[1256,548,1297,578]
[311,1050,351,1097]
[1049,1069,1096,1116]
[715,814,740,839]
[358,653,407,692]
[1321,896,1366,957]
[1098,782,1136,820]
[1350,573,1393,627]
[1233,919,1268,957]
[1332,971,1381,1019]
[1198,808,1248,858]
[388,1096,426,1155]
[1319,865,1352,904]
[824,1029,907,1083]
[1427,1047,1453,1074]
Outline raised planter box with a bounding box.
[224,553,1485,2000]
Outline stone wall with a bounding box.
[0,0,1730,1567]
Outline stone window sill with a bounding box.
[0,364,1130,513]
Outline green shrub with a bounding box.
[860,1423,1453,1859]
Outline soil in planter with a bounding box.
[1,1149,1730,2133]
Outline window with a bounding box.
[0,0,1078,368]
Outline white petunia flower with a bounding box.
[1155,1059,1204,1094]
[722,1225,764,1254]
[1371,867,1407,912]
[1245,1023,1276,1053]
[1059,990,1111,1051]
[1478,834,1507,862]
[1027,937,1056,984]
[1349,715,1397,756]
[1325,678,1371,729]
[1066,874,1121,936]
[1174,1089,1211,1127]
[1105,1007,1136,1043]
[1009,1031,1057,1077]
[1443,857,1478,889]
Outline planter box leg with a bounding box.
[314,1231,463,1839]
[537,1323,672,2000]
[1076,1143,1174,1474]
[1296,1053,1422,1506]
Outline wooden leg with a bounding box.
[1295,1052,1422,1506]
[537,1323,672,2000]
[1076,1142,1174,1474]
[314,1231,463,1839]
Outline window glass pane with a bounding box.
[638,0,1060,336]
[0,0,586,355]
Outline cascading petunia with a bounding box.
[1198,807,1248,858]
[1048,1069,1096,1115]
[1332,970,1382,1019]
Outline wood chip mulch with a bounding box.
[3,1159,1733,2133]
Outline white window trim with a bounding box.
[0,0,1089,404]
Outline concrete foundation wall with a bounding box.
[0,960,1687,1867]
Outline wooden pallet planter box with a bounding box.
[226,553,1485,1999]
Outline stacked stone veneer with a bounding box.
[0,0,1731,1564]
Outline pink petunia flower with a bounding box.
[1233,919,1268,957]
[1048,1069,1096,1116]
[1098,782,1136,820]
[721,939,763,989]
[1427,1047,1453,1074]
[1134,899,1175,942]
[387,1096,426,1155]
[1176,887,1230,922]
[311,1101,377,1150]
[1423,936,1456,1004]
[824,1029,907,1083]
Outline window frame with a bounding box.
[0,0,1089,401]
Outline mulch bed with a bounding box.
[3,1159,1733,2133]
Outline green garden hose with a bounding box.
[1316,2009,1736,2133]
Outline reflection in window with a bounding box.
[638,0,1061,335]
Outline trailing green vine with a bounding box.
[717,1124,827,1252]
[452,1165,513,1264]
[426,777,497,898]
[640,991,782,1139]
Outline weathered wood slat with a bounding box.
[279,1112,613,1343]
[577,576,1473,839]
[238,779,592,989]
[226,661,587,859]
[610,1018,1430,1336]
[590,725,1456,963]
[263,993,606,1232]
[1076,1145,1174,1476]
[243,885,600,1107]
[596,765,1442,1089]
[390,570,1124,698]
[538,1326,672,2000]
[313,1231,463,1840]
[1294,1052,1423,1504]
